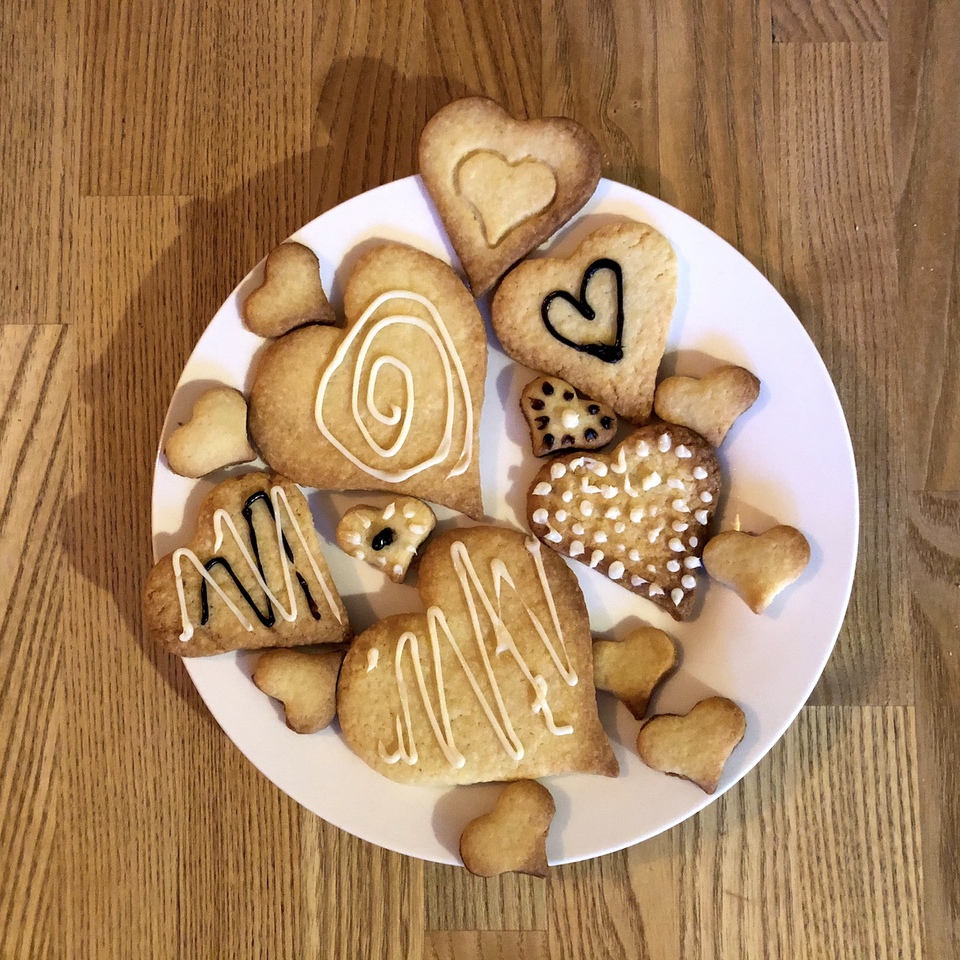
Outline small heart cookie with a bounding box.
[702,525,810,614]
[493,221,677,423]
[164,386,256,479]
[242,242,338,338]
[419,97,601,297]
[527,424,721,621]
[637,696,746,794]
[593,627,678,720]
[459,780,556,878]
[521,376,617,457]
[336,497,437,583]
[253,648,344,734]
[248,242,487,519]
[654,366,760,447]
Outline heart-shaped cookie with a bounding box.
[336,496,436,583]
[593,627,678,720]
[492,221,677,423]
[242,241,338,338]
[164,386,256,478]
[654,365,761,447]
[253,648,344,734]
[702,525,810,614]
[336,527,618,785]
[248,242,486,519]
[636,696,746,794]
[419,97,601,297]
[521,375,617,457]
[457,152,558,247]
[459,780,556,878]
[143,472,352,657]
[527,424,721,621]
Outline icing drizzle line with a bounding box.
[314,290,474,482]
[378,538,579,768]
[173,485,342,643]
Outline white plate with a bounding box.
[151,176,858,865]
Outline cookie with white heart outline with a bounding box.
[336,496,436,583]
[419,97,601,297]
[492,221,677,423]
[702,524,810,614]
[337,526,618,785]
[143,472,352,657]
[164,386,256,478]
[527,424,721,621]
[593,627,678,720]
[242,241,338,338]
[654,365,760,447]
[253,648,344,733]
[248,242,486,519]
[521,375,617,456]
[636,696,746,794]
[460,780,556,878]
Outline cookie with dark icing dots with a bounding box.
[521,376,617,456]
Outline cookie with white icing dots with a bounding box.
[526,424,721,621]
[242,241,338,338]
[492,220,677,424]
[337,526,619,785]
[419,97,601,297]
[143,472,351,657]
[520,375,617,457]
[248,242,486,518]
[336,497,437,583]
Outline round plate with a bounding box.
[151,175,858,865]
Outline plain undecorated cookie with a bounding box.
[143,472,352,657]
[419,97,601,297]
[164,386,256,478]
[248,242,487,519]
[593,627,678,720]
[654,365,760,447]
[459,780,556,878]
[527,424,721,621]
[637,696,746,794]
[242,242,338,338]
[254,648,344,733]
[702,525,811,614]
[336,526,618,785]
[492,221,677,424]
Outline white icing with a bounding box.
[579,501,594,517]
[367,648,379,672]
[572,523,585,536]
[623,475,639,497]
[409,523,429,536]
[666,560,680,572]
[700,491,713,503]
[630,506,645,523]
[561,409,580,429]
[551,462,567,480]
[648,526,663,543]
[667,478,685,490]
[673,500,690,512]
[684,556,701,569]
[314,290,473,482]
[646,564,657,574]
[545,529,563,543]
[569,540,585,557]
[668,538,684,552]
[589,550,604,568]
[671,588,684,606]
[642,472,661,491]
[693,466,708,480]
[636,440,650,457]
[532,508,549,525]
[343,532,362,545]
[689,536,699,548]
[630,575,646,587]
[392,564,404,578]
[360,516,372,528]
[593,531,607,544]
[672,521,689,532]
[533,482,552,496]
[403,503,417,519]
[658,433,671,452]
[586,458,608,477]
[605,506,621,519]
[695,509,709,524]
[561,490,574,503]
[681,574,697,589]
[581,478,601,494]
[383,502,396,520]
[610,447,628,474]
[614,522,626,534]
[676,444,692,458]
[555,510,568,523]
[600,485,618,499]
[608,561,625,580]
[649,584,664,597]
[628,549,641,562]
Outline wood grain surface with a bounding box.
[2,0,956,957]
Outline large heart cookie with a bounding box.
[164,386,256,478]
[143,472,352,657]
[702,525,810,614]
[337,527,619,785]
[242,241,338,338]
[492,221,678,423]
[419,97,601,297]
[527,424,721,621]
[636,696,746,794]
[654,365,761,447]
[459,780,555,878]
[248,243,486,518]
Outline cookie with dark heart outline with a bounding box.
[419,97,601,297]
[492,220,677,424]
[248,242,487,519]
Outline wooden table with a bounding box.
[3,0,957,956]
